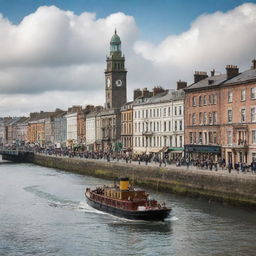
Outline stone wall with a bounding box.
[33,154,256,207]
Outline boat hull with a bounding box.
[85,192,171,221]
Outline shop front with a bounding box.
[184,144,221,161]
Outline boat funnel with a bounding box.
[120,177,129,191]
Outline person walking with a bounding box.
[228,162,232,173]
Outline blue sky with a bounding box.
[1,0,255,42]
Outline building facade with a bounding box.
[133,86,185,159]
[53,112,67,148]
[184,60,256,165]
[121,102,133,151]
[220,60,256,165]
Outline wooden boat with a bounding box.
[85,177,171,221]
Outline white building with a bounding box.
[85,113,96,150]
[66,112,78,147]
[133,88,185,159]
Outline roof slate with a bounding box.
[223,69,256,85]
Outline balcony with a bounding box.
[142,131,153,136]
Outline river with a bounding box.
[0,161,255,256]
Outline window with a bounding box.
[198,132,203,144]
[213,112,217,124]
[241,108,246,122]
[227,131,232,145]
[179,136,182,147]
[192,96,196,106]
[179,120,182,131]
[164,121,166,131]
[209,95,213,105]
[228,90,233,103]
[199,112,202,125]
[163,108,166,117]
[209,112,212,124]
[199,96,202,106]
[213,94,217,104]
[213,132,217,144]
[174,107,177,115]
[179,106,182,115]
[209,132,213,144]
[251,88,256,99]
[204,132,208,144]
[203,95,207,105]
[168,107,171,116]
[251,107,256,122]
[252,130,256,144]
[203,112,207,125]
[228,110,232,123]
[241,89,246,101]
[174,121,177,131]
[192,113,196,125]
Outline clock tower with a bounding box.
[105,30,127,109]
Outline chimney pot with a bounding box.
[251,59,256,70]
[194,71,208,83]
[176,80,187,90]
[226,65,239,79]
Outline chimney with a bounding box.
[211,69,215,77]
[176,80,187,90]
[194,71,208,83]
[133,89,142,100]
[226,65,239,79]
[251,59,256,70]
[153,86,165,96]
[142,88,151,98]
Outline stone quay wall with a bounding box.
[33,154,256,207]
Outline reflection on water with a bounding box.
[0,162,256,256]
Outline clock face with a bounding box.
[107,78,111,87]
[115,79,122,87]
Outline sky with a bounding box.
[0,0,256,116]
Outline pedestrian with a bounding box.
[214,162,218,171]
[186,158,189,169]
[228,162,232,173]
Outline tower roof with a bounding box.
[110,29,121,45]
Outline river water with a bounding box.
[0,161,256,256]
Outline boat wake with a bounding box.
[24,185,78,210]
[76,201,109,216]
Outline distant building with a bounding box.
[133,84,185,159]
[66,106,82,147]
[53,111,67,148]
[0,117,13,145]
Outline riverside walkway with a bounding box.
[39,153,256,180]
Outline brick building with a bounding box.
[184,71,223,161]
[220,60,256,165]
[184,60,256,165]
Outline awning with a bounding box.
[168,147,184,152]
[184,144,221,154]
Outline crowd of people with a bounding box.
[3,145,256,174]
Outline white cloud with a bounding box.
[134,3,256,79]
[0,3,256,116]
